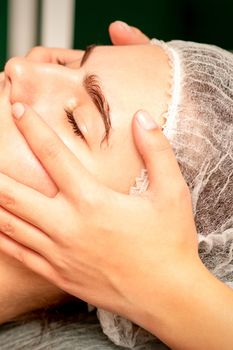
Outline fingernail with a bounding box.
[12,103,25,119]
[136,110,158,130]
[114,20,132,31]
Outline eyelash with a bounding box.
[64,109,85,140]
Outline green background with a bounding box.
[1,0,233,70]
[74,0,233,49]
[0,0,7,70]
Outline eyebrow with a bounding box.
[83,74,111,143]
[81,45,112,144]
[80,44,97,67]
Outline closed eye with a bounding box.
[65,109,85,140]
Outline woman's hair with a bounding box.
[98,39,233,348]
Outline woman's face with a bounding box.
[0,44,170,196]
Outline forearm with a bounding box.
[0,252,67,324]
[132,258,233,350]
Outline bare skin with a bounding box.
[0,22,150,324]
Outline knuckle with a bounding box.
[156,144,171,154]
[78,188,99,214]
[0,192,15,207]
[157,180,191,209]
[147,134,171,153]
[40,139,59,160]
[0,221,15,236]
[26,46,43,57]
[54,254,69,272]
[55,227,71,247]
[15,250,25,264]
[145,141,172,163]
[171,181,191,203]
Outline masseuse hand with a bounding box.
[26,21,149,64]
[0,103,200,317]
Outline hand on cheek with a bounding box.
[25,46,84,65]
[0,103,200,322]
[24,21,150,68]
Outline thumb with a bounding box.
[109,21,150,45]
[132,110,184,193]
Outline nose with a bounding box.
[4,56,37,104]
[4,56,77,106]
[4,56,25,81]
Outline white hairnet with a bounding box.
[97,39,233,348]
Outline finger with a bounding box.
[132,110,185,193]
[109,21,150,45]
[0,232,59,285]
[26,46,84,65]
[0,171,58,234]
[0,206,54,259]
[12,103,94,198]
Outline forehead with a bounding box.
[67,43,170,130]
[88,44,158,69]
[85,45,169,97]
[68,44,166,81]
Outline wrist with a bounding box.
[123,257,207,338]
[130,257,233,349]
[122,254,204,322]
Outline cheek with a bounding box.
[91,137,144,194]
[81,108,145,193]
[0,121,57,196]
[0,145,57,196]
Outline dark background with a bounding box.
[1,0,233,70]
[0,0,7,69]
[73,0,233,49]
